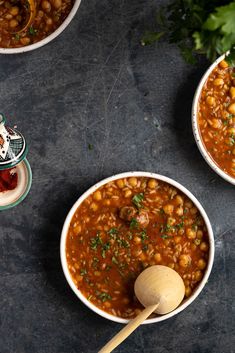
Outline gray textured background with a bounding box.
[0,1,234,352]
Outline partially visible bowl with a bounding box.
[192,53,235,185]
[0,0,81,54]
[0,159,32,210]
[60,171,214,324]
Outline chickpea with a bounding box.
[195,270,203,282]
[9,19,18,28]
[228,127,235,135]
[42,0,51,12]
[133,236,141,244]
[175,195,184,206]
[154,253,162,262]
[168,263,175,269]
[175,206,183,216]
[219,60,228,69]
[117,179,124,188]
[228,103,235,115]
[198,258,207,270]
[200,242,209,252]
[185,286,192,297]
[76,275,83,282]
[190,207,198,215]
[232,148,235,156]
[94,271,101,276]
[208,118,222,129]
[179,254,191,268]
[206,96,215,106]
[93,190,102,201]
[229,87,235,100]
[163,204,174,215]
[73,224,81,234]
[186,228,196,239]
[124,189,132,198]
[213,78,224,86]
[90,202,98,211]
[53,0,62,9]
[197,230,203,238]
[46,18,53,25]
[129,177,137,187]
[104,301,111,308]
[148,178,157,189]
[9,6,19,16]
[185,200,193,208]
[20,37,30,45]
[174,236,182,244]
[167,217,176,226]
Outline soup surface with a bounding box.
[0,0,74,48]
[66,177,209,319]
[198,59,235,178]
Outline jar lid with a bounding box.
[0,113,28,170]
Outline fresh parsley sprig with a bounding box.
[142,0,235,65]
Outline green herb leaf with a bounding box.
[28,26,37,36]
[90,233,102,250]
[80,268,87,276]
[132,193,144,209]
[130,218,139,229]
[141,31,165,46]
[97,292,112,302]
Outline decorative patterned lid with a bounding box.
[0,113,28,170]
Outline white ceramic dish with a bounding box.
[0,0,81,54]
[192,53,235,185]
[0,159,32,210]
[60,171,214,324]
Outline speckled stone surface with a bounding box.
[0,1,234,352]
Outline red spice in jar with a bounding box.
[0,168,18,192]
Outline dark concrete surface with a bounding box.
[0,1,234,352]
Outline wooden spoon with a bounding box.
[98,265,185,353]
[9,0,36,35]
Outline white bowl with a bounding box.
[60,171,214,324]
[0,0,81,54]
[192,54,235,185]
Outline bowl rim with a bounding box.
[60,171,215,325]
[0,0,82,54]
[0,158,32,211]
[192,53,235,185]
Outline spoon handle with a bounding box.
[98,303,159,353]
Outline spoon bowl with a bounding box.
[135,265,185,315]
[98,265,185,353]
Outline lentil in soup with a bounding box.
[66,177,209,319]
[0,0,74,48]
[198,59,235,178]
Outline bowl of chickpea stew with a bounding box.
[0,0,81,53]
[60,172,214,324]
[192,54,235,185]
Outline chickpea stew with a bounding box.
[66,177,210,319]
[0,0,74,48]
[198,59,235,178]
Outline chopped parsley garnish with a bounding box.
[108,227,118,235]
[80,268,87,276]
[112,256,118,264]
[140,230,148,241]
[97,292,112,302]
[161,234,172,239]
[28,26,37,36]
[101,242,110,258]
[90,233,102,250]
[14,34,20,41]
[132,193,144,209]
[130,218,139,229]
